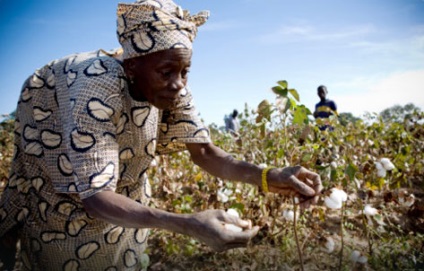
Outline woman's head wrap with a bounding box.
[117,0,209,60]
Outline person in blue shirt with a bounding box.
[313,85,338,130]
[225,109,240,136]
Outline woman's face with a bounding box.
[124,48,192,109]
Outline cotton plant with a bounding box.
[323,188,348,270]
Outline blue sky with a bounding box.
[1,0,423,126]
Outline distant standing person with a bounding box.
[313,85,338,130]
[225,109,240,136]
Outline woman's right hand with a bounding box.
[187,209,260,252]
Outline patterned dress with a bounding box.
[0,49,210,270]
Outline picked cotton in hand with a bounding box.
[223,209,243,232]
[226,208,239,218]
[224,223,243,232]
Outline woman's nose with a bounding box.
[170,74,185,92]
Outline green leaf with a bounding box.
[288,88,300,102]
[277,80,288,89]
[330,169,338,182]
[292,105,310,125]
[277,148,285,159]
[229,203,245,213]
[302,153,312,162]
[272,86,288,97]
[345,163,358,181]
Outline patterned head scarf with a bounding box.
[117,0,209,60]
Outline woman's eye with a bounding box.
[161,70,172,78]
[182,69,190,78]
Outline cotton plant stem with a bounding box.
[338,202,345,271]
[358,200,373,256]
[293,198,304,271]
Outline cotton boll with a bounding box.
[350,250,361,262]
[399,192,415,208]
[150,158,157,167]
[330,161,337,169]
[282,210,294,221]
[350,250,368,264]
[217,190,229,203]
[323,236,335,253]
[375,161,384,171]
[363,205,378,216]
[377,168,387,178]
[358,255,368,264]
[329,188,347,203]
[222,188,233,197]
[324,196,342,209]
[375,162,387,177]
[258,163,267,169]
[325,188,347,209]
[224,223,243,232]
[226,208,240,218]
[217,188,234,203]
[380,158,395,171]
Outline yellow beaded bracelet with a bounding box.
[261,167,275,193]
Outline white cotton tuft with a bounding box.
[329,188,347,202]
[324,196,342,209]
[375,162,387,177]
[399,193,415,208]
[363,205,378,216]
[350,250,361,262]
[350,250,368,264]
[358,255,368,264]
[282,210,294,221]
[217,188,233,203]
[324,188,347,209]
[150,158,157,167]
[324,237,335,253]
[226,208,240,218]
[380,158,395,171]
[224,223,243,232]
[217,190,229,203]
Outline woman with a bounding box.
[0,0,322,269]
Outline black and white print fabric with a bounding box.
[0,48,210,270]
